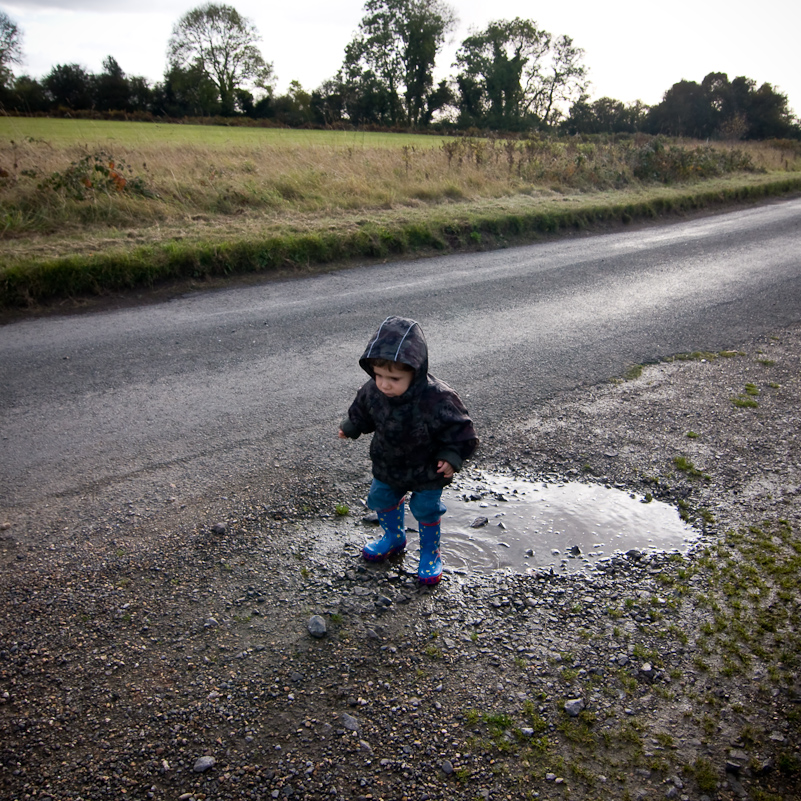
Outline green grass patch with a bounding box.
[673,455,709,480]
[0,117,452,150]
[689,757,719,792]
[731,395,759,408]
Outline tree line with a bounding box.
[1,3,798,140]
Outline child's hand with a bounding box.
[338,429,347,439]
[437,460,454,479]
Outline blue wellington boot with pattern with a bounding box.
[363,499,407,561]
[418,519,443,584]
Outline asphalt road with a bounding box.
[2,198,800,528]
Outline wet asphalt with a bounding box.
[2,197,800,526]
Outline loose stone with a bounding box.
[193,755,216,773]
[308,615,327,638]
[564,698,585,716]
[342,713,360,732]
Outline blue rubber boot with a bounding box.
[418,519,443,584]
[363,498,406,561]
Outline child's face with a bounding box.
[373,364,413,397]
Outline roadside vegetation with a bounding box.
[2,1,799,309]
[2,119,800,309]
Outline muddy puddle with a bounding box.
[385,473,699,576]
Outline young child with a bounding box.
[338,316,477,584]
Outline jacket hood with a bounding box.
[359,316,429,383]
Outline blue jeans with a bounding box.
[367,479,446,525]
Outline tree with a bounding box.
[275,80,314,126]
[741,81,797,139]
[534,35,587,127]
[154,62,221,117]
[344,0,457,127]
[647,72,799,140]
[43,63,94,110]
[454,18,587,130]
[1,74,48,113]
[421,78,454,126]
[562,95,648,135]
[167,3,274,116]
[336,64,397,126]
[127,75,154,114]
[648,78,722,138]
[1,10,24,88]
[95,56,130,112]
[310,78,347,127]
[454,18,548,129]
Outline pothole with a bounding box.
[388,472,699,576]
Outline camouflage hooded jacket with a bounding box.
[340,316,478,491]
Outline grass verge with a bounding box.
[3,172,800,309]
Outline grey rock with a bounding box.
[726,749,748,773]
[727,774,748,798]
[342,713,360,731]
[564,698,585,716]
[193,755,216,772]
[308,615,327,638]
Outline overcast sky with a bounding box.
[3,0,800,115]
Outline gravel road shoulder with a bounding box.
[2,325,800,801]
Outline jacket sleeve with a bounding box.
[430,389,478,471]
[435,433,478,472]
[340,383,376,439]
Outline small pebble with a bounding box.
[193,755,215,773]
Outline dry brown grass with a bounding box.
[4,131,797,244]
[2,124,800,299]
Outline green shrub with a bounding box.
[631,137,756,183]
[40,150,154,200]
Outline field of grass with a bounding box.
[0,117,450,149]
[1,118,800,309]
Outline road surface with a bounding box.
[2,198,800,530]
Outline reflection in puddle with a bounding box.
[394,473,698,575]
